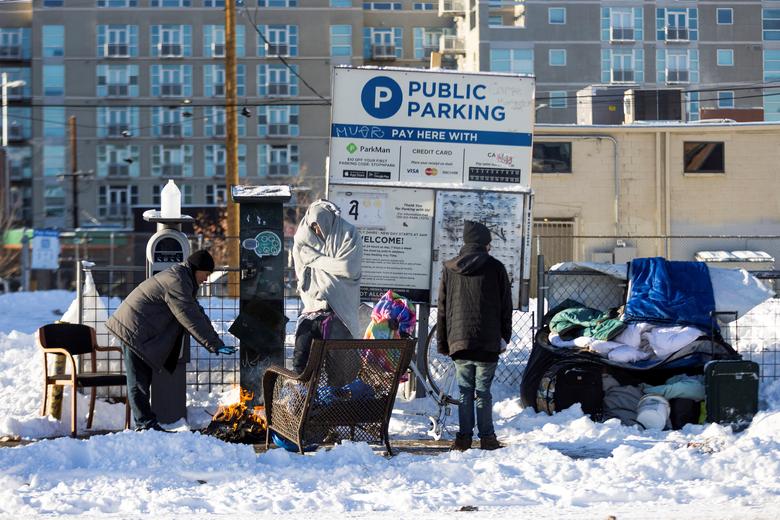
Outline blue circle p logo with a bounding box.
[361,76,403,119]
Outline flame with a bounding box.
[212,387,267,431]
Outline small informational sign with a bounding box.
[31,229,60,270]
[430,191,529,308]
[329,186,434,302]
[329,67,534,191]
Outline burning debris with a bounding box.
[201,388,267,444]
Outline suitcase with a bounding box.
[538,362,604,420]
[704,360,759,431]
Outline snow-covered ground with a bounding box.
[1,290,780,519]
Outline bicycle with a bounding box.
[403,323,460,440]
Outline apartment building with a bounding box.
[0,0,33,225]
[21,0,447,229]
[439,0,778,124]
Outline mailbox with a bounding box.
[143,210,195,424]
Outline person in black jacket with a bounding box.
[437,220,512,451]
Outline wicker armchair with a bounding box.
[263,338,415,455]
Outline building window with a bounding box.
[764,50,780,121]
[717,49,734,67]
[97,64,139,97]
[717,8,733,25]
[204,106,246,137]
[330,25,352,57]
[97,145,140,178]
[363,2,401,9]
[257,25,298,57]
[98,107,139,138]
[43,107,66,138]
[490,48,533,74]
[151,25,191,58]
[151,145,193,177]
[413,27,447,59]
[610,8,634,41]
[44,183,66,218]
[42,26,64,58]
[43,0,64,6]
[150,0,191,6]
[203,25,245,58]
[0,28,30,60]
[43,145,66,177]
[6,146,32,180]
[259,144,299,177]
[205,144,247,178]
[488,15,503,28]
[98,185,139,220]
[331,0,352,6]
[98,0,137,6]
[549,49,566,67]
[717,91,735,109]
[684,142,724,173]
[603,49,643,83]
[659,49,698,84]
[763,9,780,40]
[548,8,566,25]
[364,27,402,59]
[152,107,193,138]
[151,64,192,97]
[549,91,567,109]
[259,0,297,6]
[97,25,138,57]
[204,64,245,97]
[258,64,298,96]
[0,68,30,99]
[3,107,31,141]
[258,105,299,137]
[206,184,228,206]
[43,65,65,97]
[414,3,434,10]
[664,9,690,41]
[533,142,572,173]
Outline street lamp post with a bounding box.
[1,72,27,220]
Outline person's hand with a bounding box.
[211,344,237,355]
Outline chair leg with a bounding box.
[124,399,131,430]
[70,386,77,438]
[41,381,48,417]
[87,387,96,430]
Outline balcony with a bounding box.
[423,44,439,59]
[212,43,225,57]
[107,84,129,97]
[160,83,183,96]
[0,45,22,60]
[107,164,130,177]
[371,44,396,60]
[438,0,465,17]
[265,43,288,56]
[162,164,183,177]
[610,27,635,42]
[666,28,689,42]
[267,83,290,96]
[439,34,465,54]
[160,43,183,57]
[268,124,290,136]
[666,69,690,84]
[268,163,290,177]
[107,124,129,137]
[105,43,130,57]
[611,69,635,83]
[160,123,182,137]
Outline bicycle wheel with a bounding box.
[423,323,460,406]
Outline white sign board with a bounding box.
[31,229,60,270]
[329,186,435,302]
[329,67,534,190]
[430,191,530,308]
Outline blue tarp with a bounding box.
[624,257,719,332]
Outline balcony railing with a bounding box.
[107,84,129,97]
[611,69,635,83]
[439,34,465,54]
[162,164,183,177]
[107,164,130,177]
[267,83,290,96]
[265,43,288,56]
[160,43,183,57]
[666,27,689,42]
[269,163,290,177]
[160,123,182,137]
[0,45,22,60]
[371,44,396,60]
[666,69,690,83]
[268,124,290,136]
[160,84,183,96]
[107,124,129,137]
[105,43,130,57]
[610,27,635,42]
[439,0,465,17]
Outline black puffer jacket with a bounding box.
[436,244,513,357]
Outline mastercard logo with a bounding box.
[425,167,438,176]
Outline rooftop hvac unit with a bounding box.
[576,85,636,125]
[624,89,684,123]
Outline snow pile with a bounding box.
[1,291,780,518]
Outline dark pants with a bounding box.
[123,345,158,430]
[292,312,352,374]
[454,359,498,439]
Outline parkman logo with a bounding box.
[361,76,403,119]
[346,143,357,153]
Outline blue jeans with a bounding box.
[123,345,158,429]
[454,359,498,438]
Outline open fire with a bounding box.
[201,387,267,444]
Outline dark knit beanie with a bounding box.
[463,220,491,246]
[187,250,215,272]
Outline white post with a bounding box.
[1,72,7,148]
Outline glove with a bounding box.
[211,344,237,356]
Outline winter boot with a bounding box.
[479,434,503,451]
[450,434,472,451]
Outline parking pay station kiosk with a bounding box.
[143,209,194,424]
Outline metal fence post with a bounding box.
[20,233,30,292]
[76,259,84,325]
[415,303,430,399]
[536,253,545,332]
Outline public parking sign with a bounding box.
[329,67,534,191]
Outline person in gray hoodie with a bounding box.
[106,250,234,431]
[437,220,512,451]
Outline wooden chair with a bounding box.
[37,323,131,437]
[263,338,414,455]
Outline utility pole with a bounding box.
[59,116,91,230]
[225,0,240,292]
